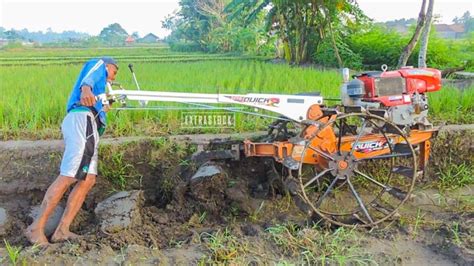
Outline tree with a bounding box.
[226,0,366,65]
[196,0,228,27]
[4,30,24,41]
[163,0,271,53]
[99,23,128,45]
[131,31,140,40]
[164,0,214,46]
[418,0,434,68]
[397,0,426,68]
[454,11,472,24]
[455,11,474,33]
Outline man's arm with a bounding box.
[80,85,96,106]
[79,60,105,107]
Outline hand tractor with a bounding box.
[99,64,441,227]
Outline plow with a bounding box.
[100,65,442,227]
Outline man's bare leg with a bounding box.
[51,174,96,242]
[25,175,77,246]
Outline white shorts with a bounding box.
[59,110,100,179]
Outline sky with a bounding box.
[0,0,473,38]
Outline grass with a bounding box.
[198,211,207,224]
[3,239,22,266]
[98,150,143,191]
[248,201,265,222]
[97,139,190,196]
[0,46,473,140]
[412,208,426,239]
[450,222,462,246]
[266,223,374,265]
[199,228,247,264]
[437,163,473,192]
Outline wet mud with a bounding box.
[0,130,472,264]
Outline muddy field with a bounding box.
[0,129,473,265]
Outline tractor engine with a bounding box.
[341,67,442,128]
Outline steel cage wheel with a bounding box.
[296,113,418,227]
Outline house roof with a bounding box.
[143,33,158,39]
[125,35,135,42]
[449,24,465,33]
[435,23,465,33]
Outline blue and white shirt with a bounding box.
[66,58,108,126]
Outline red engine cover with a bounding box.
[357,68,441,107]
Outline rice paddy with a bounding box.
[0,46,472,140]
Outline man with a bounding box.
[26,57,118,246]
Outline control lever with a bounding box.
[129,63,147,107]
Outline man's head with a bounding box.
[101,57,119,82]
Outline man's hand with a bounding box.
[80,86,96,106]
[103,104,111,112]
[102,93,113,112]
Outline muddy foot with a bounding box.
[51,230,80,243]
[25,225,49,247]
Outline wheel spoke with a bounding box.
[304,168,333,188]
[316,175,340,207]
[392,166,416,179]
[371,201,395,216]
[366,118,394,154]
[347,178,374,224]
[387,187,408,201]
[337,119,344,154]
[349,119,368,156]
[308,146,335,161]
[354,170,388,190]
[296,113,417,227]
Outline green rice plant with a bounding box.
[0,55,269,66]
[0,46,169,58]
[0,46,267,66]
[0,54,342,139]
[1,46,472,140]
